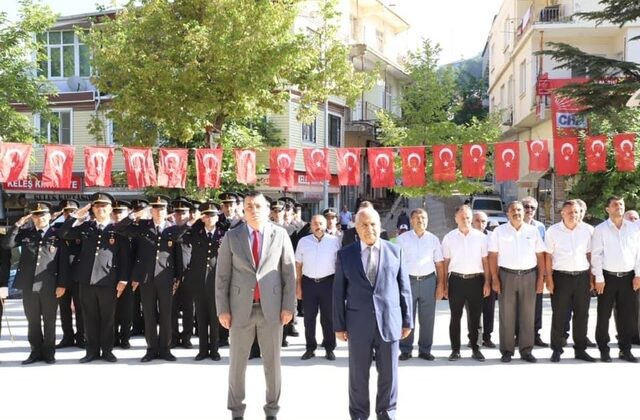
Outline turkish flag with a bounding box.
[399,146,426,187]
[462,143,486,178]
[554,137,579,176]
[613,133,636,172]
[123,147,157,189]
[42,145,74,188]
[195,148,223,188]
[234,149,257,185]
[269,148,297,188]
[158,148,188,189]
[527,139,550,172]
[84,147,114,187]
[0,143,32,183]
[494,142,520,182]
[303,148,330,182]
[584,135,607,173]
[368,148,396,188]
[432,145,457,182]
[336,148,361,186]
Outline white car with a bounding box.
[469,195,508,227]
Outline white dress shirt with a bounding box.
[544,222,591,272]
[590,219,640,282]
[488,222,546,270]
[360,239,380,277]
[442,228,488,274]
[396,230,443,276]
[295,234,340,278]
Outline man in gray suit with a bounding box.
[216,191,296,420]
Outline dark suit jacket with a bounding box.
[182,224,219,293]
[341,227,389,248]
[0,235,11,288]
[2,225,63,292]
[52,220,81,282]
[333,239,412,342]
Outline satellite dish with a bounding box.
[626,87,640,107]
[67,75,86,92]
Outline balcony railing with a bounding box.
[349,100,382,122]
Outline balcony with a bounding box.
[349,100,382,122]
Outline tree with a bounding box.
[0,0,56,142]
[451,56,488,125]
[377,40,502,197]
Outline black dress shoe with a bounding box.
[500,352,512,363]
[586,338,597,348]
[534,336,548,347]
[266,416,277,420]
[325,350,336,361]
[482,339,496,348]
[182,339,193,349]
[575,350,596,362]
[301,350,315,360]
[55,338,75,349]
[79,354,99,363]
[398,352,412,361]
[418,352,434,361]
[22,355,40,365]
[120,340,131,349]
[619,350,638,363]
[232,417,243,420]
[600,350,612,363]
[102,352,117,363]
[448,351,461,361]
[158,351,177,362]
[288,325,299,337]
[521,353,537,363]
[76,339,86,349]
[210,352,221,361]
[195,352,208,361]
[550,351,561,363]
[43,356,56,364]
[471,349,485,361]
[140,352,156,363]
[281,339,289,348]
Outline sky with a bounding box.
[2,0,504,64]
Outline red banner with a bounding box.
[234,149,257,185]
[461,144,486,178]
[613,133,636,172]
[585,135,607,173]
[195,148,223,188]
[158,148,188,189]
[336,148,360,186]
[368,148,395,188]
[123,147,157,189]
[269,148,297,188]
[0,143,32,183]
[42,145,74,188]
[527,139,550,172]
[84,147,113,187]
[549,78,589,139]
[399,146,426,187]
[302,148,330,182]
[494,142,519,182]
[554,137,579,176]
[432,145,457,182]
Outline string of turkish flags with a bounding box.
[0,133,636,190]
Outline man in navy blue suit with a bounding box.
[333,207,413,420]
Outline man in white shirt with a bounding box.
[473,211,497,348]
[396,208,444,361]
[339,205,353,231]
[591,196,640,363]
[489,201,545,363]
[544,200,596,363]
[295,215,341,361]
[442,206,491,361]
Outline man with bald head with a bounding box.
[334,207,412,420]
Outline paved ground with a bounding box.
[1,296,638,420]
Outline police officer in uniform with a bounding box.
[2,202,65,364]
[112,200,134,349]
[171,197,195,349]
[0,235,10,339]
[129,199,149,336]
[323,208,342,239]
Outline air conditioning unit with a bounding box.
[501,108,514,126]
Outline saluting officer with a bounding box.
[171,197,195,349]
[112,200,134,349]
[2,202,65,365]
[129,199,149,337]
[60,193,129,363]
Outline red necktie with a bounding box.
[252,230,261,301]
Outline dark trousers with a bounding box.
[550,271,590,352]
[132,288,144,334]
[79,283,116,357]
[596,272,637,352]
[140,281,173,353]
[22,289,58,359]
[58,281,83,342]
[534,292,543,335]
[194,286,219,354]
[115,283,133,344]
[482,291,497,340]
[172,283,194,343]
[448,275,484,352]
[302,276,335,352]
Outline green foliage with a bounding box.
[574,0,640,27]
[0,0,57,142]
[451,56,489,125]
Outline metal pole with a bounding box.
[0,298,15,343]
[322,99,329,209]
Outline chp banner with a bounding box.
[234,149,257,185]
[84,147,114,187]
[399,146,426,187]
[195,148,223,188]
[0,143,32,183]
[368,148,396,188]
[462,143,486,179]
[123,147,157,189]
[269,148,297,188]
[549,78,589,140]
[42,144,74,188]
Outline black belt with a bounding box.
[450,272,484,279]
[554,270,589,276]
[603,270,634,278]
[499,267,536,275]
[409,274,435,281]
[303,274,334,283]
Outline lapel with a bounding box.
[259,223,276,271]
[237,226,255,271]
[349,242,367,281]
[375,241,387,289]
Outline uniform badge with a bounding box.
[167,240,173,247]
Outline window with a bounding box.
[302,119,317,143]
[503,19,511,51]
[519,60,527,95]
[38,30,90,79]
[375,29,384,52]
[38,110,72,144]
[106,120,118,145]
[329,114,341,147]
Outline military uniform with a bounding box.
[171,198,195,349]
[112,200,134,349]
[0,239,10,339]
[129,199,148,336]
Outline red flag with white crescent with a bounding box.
[336,148,361,186]
[303,148,330,182]
[527,139,550,172]
[84,147,114,187]
[368,148,395,188]
[494,142,519,182]
[584,135,607,173]
[432,145,457,182]
[613,133,636,172]
[462,144,486,178]
[0,143,32,183]
[399,146,426,187]
[553,137,579,176]
[123,147,157,189]
[158,148,188,188]
[269,148,297,188]
[234,149,257,185]
[195,148,223,188]
[42,144,74,188]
